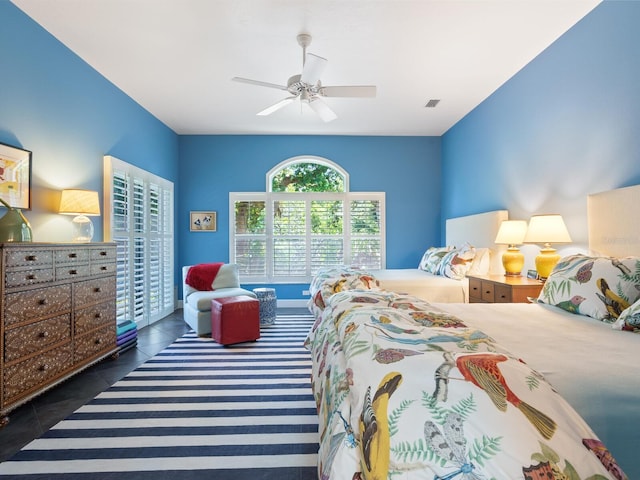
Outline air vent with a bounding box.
[425,99,440,108]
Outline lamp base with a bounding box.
[71,215,94,243]
[502,246,524,276]
[535,246,560,280]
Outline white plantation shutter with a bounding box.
[231,191,384,283]
[104,156,174,329]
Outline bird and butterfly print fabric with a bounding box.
[536,254,640,324]
[304,286,627,480]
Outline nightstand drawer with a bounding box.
[481,281,495,302]
[494,285,512,303]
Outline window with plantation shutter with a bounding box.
[230,157,385,283]
[104,156,174,330]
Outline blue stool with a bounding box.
[253,288,277,326]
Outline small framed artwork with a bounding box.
[0,142,32,209]
[190,211,217,232]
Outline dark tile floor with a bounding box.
[0,310,192,462]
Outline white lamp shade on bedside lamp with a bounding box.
[494,220,528,276]
[523,214,572,280]
[59,189,101,243]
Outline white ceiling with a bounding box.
[12,0,601,136]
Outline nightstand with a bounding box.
[467,274,544,303]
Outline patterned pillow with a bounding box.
[418,246,453,273]
[537,254,640,322]
[612,299,640,333]
[436,243,477,280]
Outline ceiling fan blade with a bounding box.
[232,77,288,91]
[320,85,377,98]
[300,53,327,86]
[308,97,337,122]
[257,96,297,116]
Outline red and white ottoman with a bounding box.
[210,295,260,345]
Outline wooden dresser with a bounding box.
[0,243,117,426]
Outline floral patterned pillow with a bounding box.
[436,243,477,280]
[612,299,640,332]
[537,254,640,322]
[418,246,453,273]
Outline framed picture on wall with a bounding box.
[190,211,216,232]
[0,142,32,209]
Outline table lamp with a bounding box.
[494,220,528,276]
[523,214,571,280]
[59,189,101,243]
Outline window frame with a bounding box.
[230,157,385,283]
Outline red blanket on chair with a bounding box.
[185,262,224,291]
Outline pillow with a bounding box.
[537,254,640,322]
[211,263,241,289]
[612,299,640,332]
[468,247,491,275]
[437,243,477,280]
[418,246,453,273]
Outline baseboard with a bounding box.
[177,299,308,309]
[276,299,308,308]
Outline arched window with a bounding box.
[230,156,385,283]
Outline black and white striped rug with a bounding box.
[0,314,319,479]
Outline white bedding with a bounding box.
[370,268,469,302]
[434,301,640,479]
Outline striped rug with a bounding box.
[0,314,319,479]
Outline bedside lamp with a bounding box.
[523,214,571,280]
[59,189,101,243]
[494,220,528,276]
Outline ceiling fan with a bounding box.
[232,33,376,122]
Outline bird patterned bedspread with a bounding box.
[304,287,627,480]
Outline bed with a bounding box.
[326,210,509,306]
[305,185,639,480]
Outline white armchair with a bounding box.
[182,264,256,335]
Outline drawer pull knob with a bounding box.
[39,331,49,338]
[27,274,37,280]
[69,269,78,275]
[94,312,102,319]
[39,364,49,372]
[25,255,37,262]
[94,287,102,293]
[95,338,102,345]
[68,253,77,258]
[100,251,107,256]
[38,298,47,305]
[100,266,107,271]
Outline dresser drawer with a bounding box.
[90,247,117,263]
[5,267,55,288]
[75,300,116,336]
[468,277,483,302]
[4,284,72,326]
[4,314,71,362]
[90,262,117,276]
[55,264,91,281]
[55,248,90,265]
[75,325,116,364]
[74,277,116,309]
[3,344,74,405]
[4,249,53,268]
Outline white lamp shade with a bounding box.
[523,214,572,244]
[59,189,100,216]
[495,220,528,246]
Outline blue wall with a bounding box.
[178,135,441,298]
[0,0,179,244]
[442,0,640,264]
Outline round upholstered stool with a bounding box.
[253,287,277,326]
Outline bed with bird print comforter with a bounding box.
[304,287,627,480]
